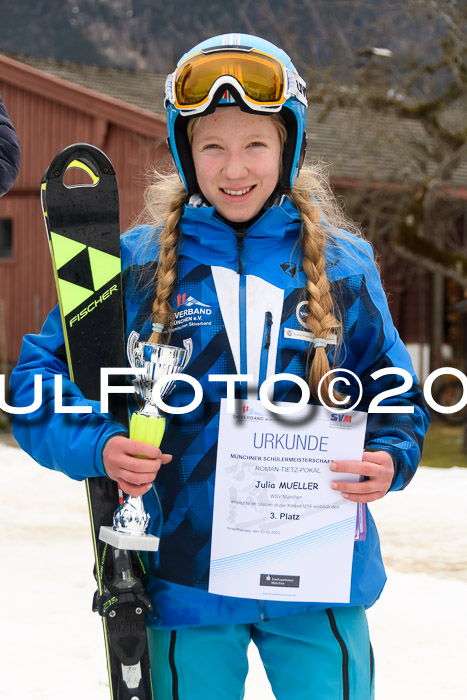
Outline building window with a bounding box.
[0,219,13,258]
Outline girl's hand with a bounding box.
[329,450,394,503]
[102,435,172,497]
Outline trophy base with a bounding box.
[99,525,160,552]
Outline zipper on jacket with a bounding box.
[326,609,350,700]
[258,311,273,397]
[235,228,246,275]
[236,228,248,399]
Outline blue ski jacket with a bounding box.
[11,195,429,629]
[0,92,20,197]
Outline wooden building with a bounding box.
[0,52,167,367]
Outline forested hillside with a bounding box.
[0,0,417,77]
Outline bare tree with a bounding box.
[252,0,467,376]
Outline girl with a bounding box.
[11,34,429,700]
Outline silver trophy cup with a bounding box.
[99,331,192,551]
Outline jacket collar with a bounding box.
[179,195,301,261]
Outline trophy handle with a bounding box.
[182,338,193,370]
[127,330,140,367]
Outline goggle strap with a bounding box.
[165,71,176,107]
[284,68,308,107]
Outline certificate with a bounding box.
[209,399,367,603]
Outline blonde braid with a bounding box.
[288,186,341,404]
[147,190,187,344]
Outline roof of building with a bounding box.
[3,51,466,191]
[0,52,166,141]
[5,52,167,114]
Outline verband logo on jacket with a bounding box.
[173,293,213,332]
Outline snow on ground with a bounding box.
[2,439,466,699]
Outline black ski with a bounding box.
[41,143,154,700]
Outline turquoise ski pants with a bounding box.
[147,606,375,699]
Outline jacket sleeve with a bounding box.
[9,305,128,481]
[0,92,21,197]
[343,242,430,492]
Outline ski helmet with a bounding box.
[164,33,308,195]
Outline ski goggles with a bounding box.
[165,47,308,115]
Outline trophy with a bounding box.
[99,331,192,551]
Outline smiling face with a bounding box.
[190,107,282,222]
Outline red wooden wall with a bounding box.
[0,54,168,363]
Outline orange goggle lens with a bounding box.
[174,51,285,108]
